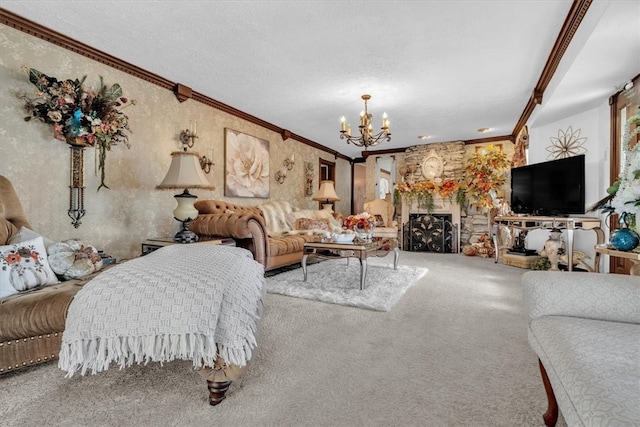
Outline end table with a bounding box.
[141,237,235,256]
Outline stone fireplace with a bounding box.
[398,141,465,252]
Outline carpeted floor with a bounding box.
[0,251,566,427]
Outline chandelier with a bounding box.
[339,94,391,149]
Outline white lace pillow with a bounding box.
[0,236,59,298]
[47,239,104,280]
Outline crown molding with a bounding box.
[511,0,592,140]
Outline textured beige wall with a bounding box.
[0,25,351,260]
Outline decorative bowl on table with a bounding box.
[331,233,356,243]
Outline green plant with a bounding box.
[531,257,550,271]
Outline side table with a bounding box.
[141,237,236,256]
[593,244,640,275]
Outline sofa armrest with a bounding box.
[522,271,640,324]
[190,213,269,267]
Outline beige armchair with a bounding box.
[364,198,399,239]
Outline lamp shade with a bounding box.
[312,180,340,202]
[156,151,214,190]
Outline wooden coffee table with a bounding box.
[301,238,399,290]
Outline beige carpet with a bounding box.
[0,251,567,427]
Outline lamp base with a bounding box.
[174,219,199,243]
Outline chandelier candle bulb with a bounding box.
[341,117,346,132]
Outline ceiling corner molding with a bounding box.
[464,134,515,145]
[511,0,593,140]
[361,147,406,159]
[0,8,344,160]
[173,83,192,102]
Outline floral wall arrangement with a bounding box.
[19,67,135,191]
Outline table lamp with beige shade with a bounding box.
[157,151,215,243]
[312,180,340,211]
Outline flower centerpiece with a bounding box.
[464,145,510,212]
[394,178,464,212]
[343,212,375,238]
[19,67,135,190]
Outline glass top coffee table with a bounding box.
[302,238,399,290]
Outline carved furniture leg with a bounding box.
[538,359,559,427]
[207,380,231,406]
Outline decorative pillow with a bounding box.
[0,236,59,298]
[295,218,329,231]
[285,210,316,229]
[8,226,55,249]
[313,209,343,230]
[47,239,104,280]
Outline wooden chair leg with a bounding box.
[207,380,231,406]
[538,359,559,427]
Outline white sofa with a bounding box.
[522,271,640,427]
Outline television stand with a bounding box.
[493,215,604,272]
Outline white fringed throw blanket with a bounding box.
[59,243,264,377]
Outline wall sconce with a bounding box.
[179,121,198,149]
[275,154,295,184]
[200,149,214,174]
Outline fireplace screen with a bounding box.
[404,214,457,253]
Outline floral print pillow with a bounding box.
[0,236,59,298]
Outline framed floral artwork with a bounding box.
[224,129,270,198]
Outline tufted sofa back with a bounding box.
[195,199,264,218]
[0,175,32,245]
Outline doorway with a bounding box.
[375,156,395,203]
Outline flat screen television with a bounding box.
[510,154,585,216]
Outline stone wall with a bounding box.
[401,141,466,182]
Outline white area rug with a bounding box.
[265,258,427,311]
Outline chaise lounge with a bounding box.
[522,271,640,426]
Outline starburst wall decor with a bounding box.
[546,126,587,159]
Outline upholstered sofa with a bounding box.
[190,199,343,271]
[0,175,88,373]
[522,271,640,427]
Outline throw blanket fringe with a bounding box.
[59,244,264,377]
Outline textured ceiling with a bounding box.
[2,1,639,159]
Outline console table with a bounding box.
[493,216,604,272]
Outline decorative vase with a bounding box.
[355,223,374,240]
[541,229,565,271]
[609,213,639,251]
[68,146,86,228]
